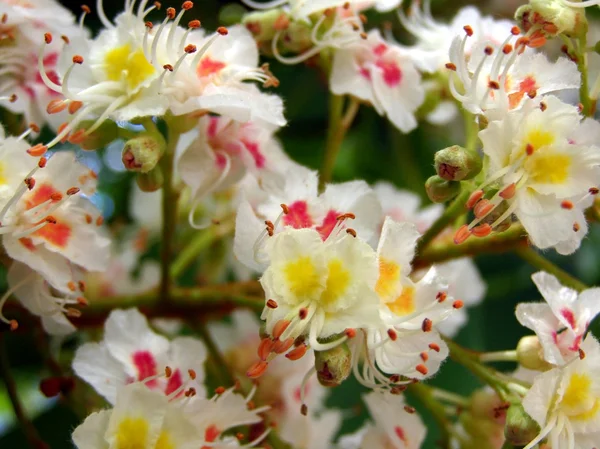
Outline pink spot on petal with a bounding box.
[376,60,402,87]
[283,201,313,229]
[569,334,583,352]
[215,152,227,169]
[394,426,408,443]
[242,140,265,169]
[315,210,340,240]
[373,43,388,56]
[561,308,576,329]
[203,425,220,448]
[164,369,183,396]
[207,116,219,139]
[197,56,226,78]
[132,351,158,386]
[359,66,371,81]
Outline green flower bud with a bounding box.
[425,175,461,203]
[242,9,288,42]
[72,120,118,151]
[504,402,540,446]
[122,134,165,173]
[314,341,351,387]
[435,145,482,181]
[136,166,164,192]
[167,113,200,134]
[516,0,587,38]
[516,335,553,371]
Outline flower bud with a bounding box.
[516,335,553,371]
[425,175,461,203]
[504,402,540,446]
[122,134,165,173]
[136,166,164,192]
[434,145,482,181]
[314,341,351,387]
[243,9,288,42]
[516,0,587,38]
[72,120,118,151]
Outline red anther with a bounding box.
[420,352,429,362]
[215,386,226,395]
[165,366,173,377]
[72,55,84,64]
[466,189,484,209]
[8,94,17,103]
[561,200,574,210]
[488,80,500,90]
[85,214,92,224]
[182,1,193,9]
[429,343,441,352]
[246,360,268,378]
[589,187,599,195]
[415,364,429,375]
[40,377,62,398]
[463,25,473,36]
[188,369,197,380]
[96,216,104,226]
[422,318,432,332]
[236,433,244,441]
[404,405,416,414]
[578,103,585,113]
[474,199,494,219]
[573,222,581,232]
[511,26,521,35]
[298,308,308,319]
[78,280,86,291]
[44,33,52,44]
[166,7,176,19]
[67,281,76,291]
[258,338,273,360]
[499,183,516,200]
[453,300,464,309]
[61,35,70,44]
[9,320,18,331]
[46,99,67,114]
[154,1,162,9]
[76,296,88,306]
[345,328,357,338]
[24,177,35,190]
[346,228,357,237]
[217,26,229,35]
[267,228,274,236]
[188,19,201,28]
[272,320,290,339]
[387,329,398,341]
[29,123,40,133]
[266,299,278,309]
[471,223,492,238]
[436,292,447,303]
[286,344,308,361]
[38,157,47,168]
[453,224,471,245]
[502,44,513,54]
[389,374,400,383]
[68,129,87,144]
[163,64,173,71]
[579,348,586,360]
[525,143,534,156]
[81,4,91,13]
[27,144,48,157]
[272,337,294,354]
[145,21,154,29]
[280,204,289,215]
[67,187,80,196]
[484,46,493,55]
[185,387,196,397]
[445,62,457,71]
[527,89,537,99]
[184,44,197,53]
[540,102,547,112]
[301,404,308,416]
[68,101,83,114]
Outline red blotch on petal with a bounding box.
[561,308,576,329]
[132,351,158,386]
[164,368,183,396]
[197,57,226,78]
[283,201,313,229]
[34,221,71,248]
[508,75,537,109]
[242,140,266,169]
[376,59,402,87]
[315,209,340,240]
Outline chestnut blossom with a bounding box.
[456,96,600,255]
[331,30,424,133]
[516,271,600,366]
[522,335,600,449]
[338,391,426,449]
[73,308,207,404]
[0,0,75,44]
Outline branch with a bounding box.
[409,383,452,449]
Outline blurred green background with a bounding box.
[3,0,600,448]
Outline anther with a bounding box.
[345,328,356,338]
[8,94,17,103]
[346,228,357,237]
[474,199,494,218]
[66,308,82,318]
[471,223,492,238]
[540,102,547,111]
[484,46,493,55]
[285,344,308,361]
[488,80,500,90]
[561,200,574,210]
[67,187,80,196]
[420,352,429,361]
[404,405,416,414]
[246,360,268,378]
[389,374,400,383]
[61,35,70,44]
[573,222,580,232]
[96,216,104,226]
[463,25,473,37]
[527,89,537,99]
[236,433,244,441]
[298,308,308,319]
[280,203,289,214]
[589,187,599,195]
[258,338,273,360]
[163,64,173,71]
[499,183,516,200]
[85,214,92,224]
[422,318,432,332]
[525,143,534,155]
[47,99,67,114]
[453,224,471,245]
[68,101,83,114]
[466,190,484,209]
[301,404,308,416]
[429,343,441,352]
[266,299,278,309]
[166,7,176,19]
[578,103,584,113]
[272,337,294,354]
[76,297,88,306]
[9,320,18,331]
[165,366,173,377]
[0,13,6,23]
[27,144,47,157]
[453,300,464,309]
[182,1,193,9]
[81,5,91,13]
[145,21,153,29]
[247,400,255,410]
[154,1,162,9]
[67,281,76,291]
[359,13,367,23]
[272,320,290,339]
[45,216,57,224]
[502,44,513,54]
[387,329,398,341]
[445,62,457,71]
[72,55,84,64]
[436,292,447,303]
[24,177,35,190]
[215,386,226,395]
[184,44,197,53]
[29,123,40,133]
[38,157,47,168]
[217,26,229,35]
[415,364,428,375]
[44,33,52,44]
[579,348,586,360]
[188,20,201,28]
[511,26,521,35]
[188,369,196,380]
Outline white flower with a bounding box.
[516,272,600,366]
[521,335,600,449]
[331,29,424,133]
[338,391,426,449]
[240,0,365,23]
[0,0,75,44]
[561,0,600,6]
[72,382,204,449]
[456,96,600,255]
[73,308,207,404]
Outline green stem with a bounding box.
[430,387,470,407]
[0,334,47,449]
[462,107,479,153]
[159,125,181,303]
[514,246,588,292]
[577,34,594,116]
[416,185,473,254]
[479,350,518,363]
[409,383,452,449]
[319,95,360,190]
[415,225,526,267]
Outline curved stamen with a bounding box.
[96,0,114,28]
[271,30,324,65]
[239,0,288,9]
[38,42,62,94]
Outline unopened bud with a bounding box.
[136,166,164,192]
[435,145,482,181]
[425,175,461,203]
[314,341,351,387]
[516,335,553,371]
[122,134,165,173]
[516,0,586,38]
[242,9,288,42]
[504,402,540,446]
[73,120,119,150]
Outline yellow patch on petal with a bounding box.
[320,258,350,307]
[388,286,415,317]
[115,417,149,449]
[104,44,155,90]
[561,373,600,422]
[527,154,571,184]
[525,128,555,153]
[375,258,400,300]
[284,256,321,299]
[156,431,175,449]
[0,162,6,185]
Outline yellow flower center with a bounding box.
[115,417,149,449]
[388,286,415,316]
[320,258,350,307]
[527,153,571,184]
[375,258,400,300]
[156,431,174,449]
[525,128,555,153]
[104,44,156,90]
[561,373,600,422]
[284,256,321,299]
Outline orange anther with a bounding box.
[246,360,268,379]
[453,300,464,309]
[165,366,173,377]
[68,101,83,114]
[429,343,441,352]
[474,199,494,219]
[44,33,52,44]
[188,19,201,28]
[387,329,398,341]
[266,299,278,309]
[420,352,429,362]
[561,200,574,210]
[166,7,176,19]
[182,1,193,9]
[38,157,47,168]
[463,25,473,36]
[215,386,226,394]
[466,190,484,209]
[272,337,294,354]
[67,187,80,196]
[453,224,471,245]
[258,338,273,360]
[72,55,84,64]
[422,318,432,332]
[445,62,457,71]
[272,320,290,339]
[286,344,308,361]
[27,144,48,157]
[436,292,447,303]
[184,44,197,53]
[217,26,228,35]
[499,183,516,200]
[47,99,67,114]
[416,364,429,375]
[345,328,356,338]
[471,223,492,238]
